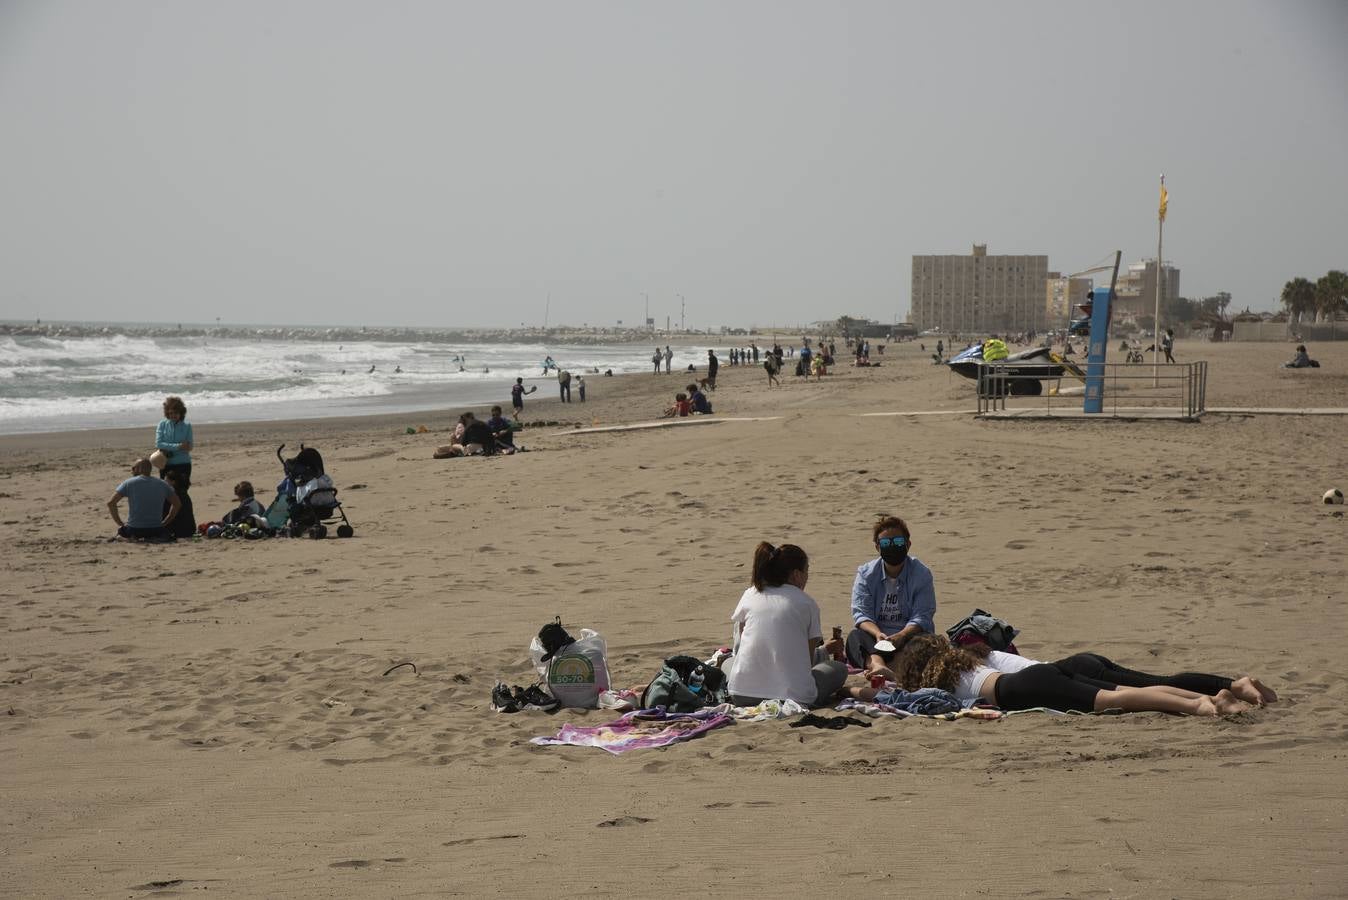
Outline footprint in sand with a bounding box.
[597,816,653,828]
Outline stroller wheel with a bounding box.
[336,524,354,538]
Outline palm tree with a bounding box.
[1281,277,1316,330]
[1313,270,1348,323]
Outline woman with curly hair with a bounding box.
[862,633,1257,716]
[154,396,194,489]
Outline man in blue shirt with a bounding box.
[846,515,936,674]
[108,458,181,540]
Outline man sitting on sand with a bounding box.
[108,458,181,540]
[485,406,517,453]
[845,515,935,674]
[687,384,713,415]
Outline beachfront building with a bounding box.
[1045,273,1094,330]
[911,244,1049,334]
[1112,259,1181,324]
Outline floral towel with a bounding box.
[530,707,732,755]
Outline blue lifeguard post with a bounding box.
[1082,285,1114,414]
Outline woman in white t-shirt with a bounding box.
[725,542,849,707]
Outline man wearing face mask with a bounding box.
[845,515,936,675]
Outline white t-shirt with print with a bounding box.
[727,584,823,704]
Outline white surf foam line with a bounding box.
[566,416,782,435]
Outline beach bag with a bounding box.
[296,474,337,508]
[640,655,729,713]
[529,620,610,709]
[946,609,1020,654]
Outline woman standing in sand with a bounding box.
[725,542,849,708]
[154,396,194,488]
[860,633,1261,716]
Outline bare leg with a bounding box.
[1094,685,1217,717]
[847,685,877,702]
[1231,676,1277,704]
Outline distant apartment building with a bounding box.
[911,244,1049,333]
[1045,273,1093,328]
[1112,259,1180,323]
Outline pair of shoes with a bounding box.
[491,681,560,713]
[491,681,521,713]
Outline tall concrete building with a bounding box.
[1113,259,1181,323]
[1045,273,1094,329]
[911,244,1049,334]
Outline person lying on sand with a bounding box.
[868,644,1275,706]
[846,515,935,675]
[108,458,180,541]
[723,542,848,708]
[852,633,1262,716]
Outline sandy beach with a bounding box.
[3,338,1347,898]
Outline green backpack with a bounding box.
[640,655,729,712]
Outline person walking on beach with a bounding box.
[577,375,586,402]
[706,350,719,390]
[1161,328,1176,364]
[154,396,194,489]
[845,515,935,674]
[664,345,673,373]
[764,353,781,387]
[511,377,536,421]
[108,458,181,540]
[558,369,572,402]
[652,347,663,375]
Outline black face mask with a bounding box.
[879,545,909,566]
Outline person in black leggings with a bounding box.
[887,634,1268,717]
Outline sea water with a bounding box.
[0,334,704,434]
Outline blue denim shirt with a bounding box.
[850,556,936,635]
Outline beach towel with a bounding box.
[712,699,807,721]
[530,708,731,755]
[835,698,1003,721]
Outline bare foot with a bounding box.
[1232,676,1277,704]
[1194,695,1219,717]
[1213,689,1252,716]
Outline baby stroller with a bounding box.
[271,444,355,539]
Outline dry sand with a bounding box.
[3,339,1347,898]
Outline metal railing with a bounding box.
[976,361,1207,418]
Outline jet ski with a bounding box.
[946,343,1084,395]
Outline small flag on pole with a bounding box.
[1158,176,1168,222]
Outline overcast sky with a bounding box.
[2,1,1345,329]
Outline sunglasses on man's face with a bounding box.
[877,536,908,549]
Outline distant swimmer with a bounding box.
[394,365,402,373]
[368,365,376,374]
[340,369,347,375]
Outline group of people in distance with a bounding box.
[107,396,268,541]
[721,515,1276,716]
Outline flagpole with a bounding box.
[1153,174,1165,387]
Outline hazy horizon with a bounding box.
[2,1,1345,329]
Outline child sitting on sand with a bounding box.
[221,481,265,525]
[662,392,692,418]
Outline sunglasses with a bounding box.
[877,536,908,549]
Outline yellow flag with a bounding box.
[1158,181,1169,222]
